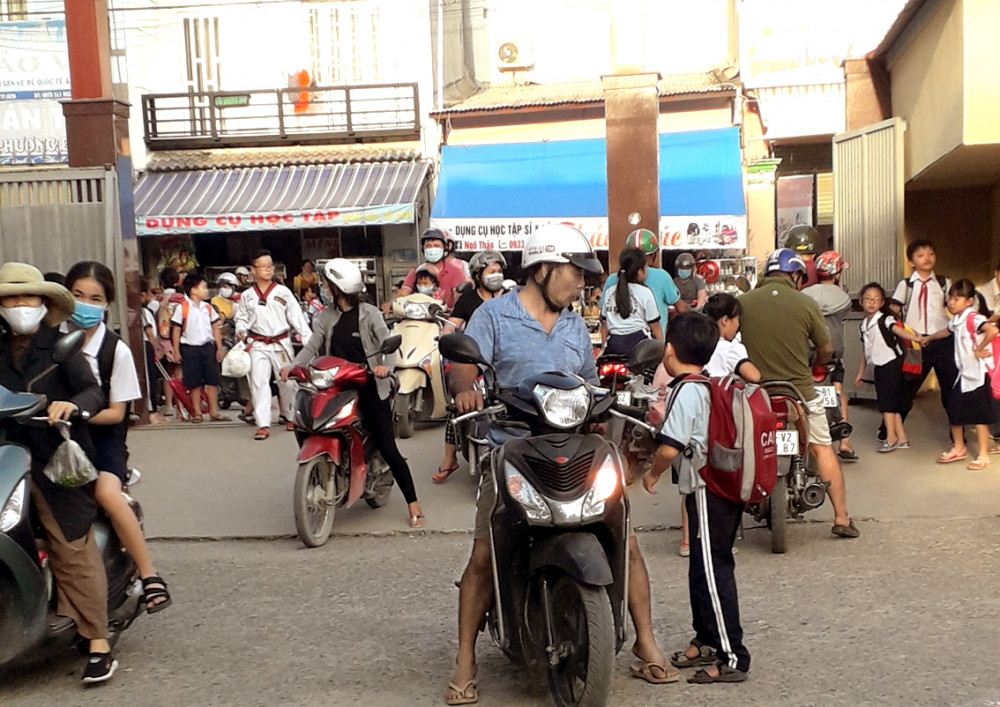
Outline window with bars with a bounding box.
[182,16,222,93]
[308,2,382,86]
[1,0,27,21]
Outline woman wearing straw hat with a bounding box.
[0,262,118,683]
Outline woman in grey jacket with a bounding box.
[285,259,425,528]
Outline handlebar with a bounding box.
[450,403,505,426]
[608,407,658,434]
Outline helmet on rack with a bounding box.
[414,262,440,284]
[815,251,847,279]
[216,272,239,287]
[625,228,659,255]
[783,225,821,255]
[420,227,448,246]
[469,250,507,279]
[763,248,807,276]
[322,258,365,294]
[521,224,603,274]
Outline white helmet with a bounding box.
[216,272,239,287]
[235,266,251,277]
[522,224,603,274]
[322,258,364,294]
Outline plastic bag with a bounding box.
[42,423,99,488]
[222,341,251,378]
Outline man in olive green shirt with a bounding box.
[739,249,859,539]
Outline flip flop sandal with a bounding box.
[254,428,270,441]
[629,660,680,684]
[838,449,859,462]
[141,575,173,615]
[237,412,255,425]
[445,679,478,705]
[687,665,749,684]
[432,465,460,484]
[831,519,860,538]
[670,641,718,668]
[937,450,968,464]
[191,415,203,424]
[409,514,426,529]
[967,457,991,471]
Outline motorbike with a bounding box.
[812,363,853,445]
[0,330,144,672]
[287,334,403,548]
[390,293,451,438]
[440,332,627,707]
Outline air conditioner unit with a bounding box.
[496,39,534,71]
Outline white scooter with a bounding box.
[390,293,450,438]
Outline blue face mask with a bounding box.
[417,284,436,296]
[424,247,444,264]
[677,269,693,279]
[71,300,106,329]
[320,288,333,306]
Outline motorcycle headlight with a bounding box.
[581,456,620,521]
[503,462,551,523]
[322,399,356,430]
[1,478,27,533]
[310,366,339,389]
[403,302,431,320]
[532,384,590,429]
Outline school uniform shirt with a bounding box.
[601,282,659,336]
[949,308,989,393]
[172,295,219,346]
[860,312,901,367]
[87,324,142,404]
[656,377,709,495]
[981,278,1000,314]
[706,335,751,378]
[891,272,951,335]
[141,305,156,333]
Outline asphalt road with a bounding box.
[3,518,1000,706]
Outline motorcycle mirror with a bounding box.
[628,339,665,373]
[380,334,402,355]
[439,332,486,366]
[51,330,85,364]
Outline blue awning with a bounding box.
[431,127,745,220]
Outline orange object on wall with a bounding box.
[294,70,312,114]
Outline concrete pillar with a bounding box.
[746,159,780,269]
[603,73,660,267]
[63,0,148,421]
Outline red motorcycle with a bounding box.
[287,334,401,547]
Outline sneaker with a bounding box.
[81,652,118,684]
[877,441,897,453]
[678,542,690,557]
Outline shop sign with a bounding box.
[138,203,416,236]
[433,216,746,251]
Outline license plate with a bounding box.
[816,385,838,408]
[776,430,799,455]
[616,391,632,406]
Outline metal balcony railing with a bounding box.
[142,82,420,150]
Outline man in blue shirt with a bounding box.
[445,225,675,706]
[600,228,688,330]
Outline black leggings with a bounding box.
[358,382,418,504]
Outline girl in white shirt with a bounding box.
[66,261,172,614]
[931,279,998,469]
[600,248,662,355]
[855,283,922,454]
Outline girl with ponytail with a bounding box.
[600,247,662,355]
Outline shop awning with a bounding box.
[135,161,430,236]
[431,127,746,250]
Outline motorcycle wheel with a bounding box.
[545,575,614,707]
[293,458,336,548]
[365,452,394,508]
[768,477,789,554]
[395,392,415,439]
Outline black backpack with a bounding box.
[899,275,948,319]
[97,330,131,442]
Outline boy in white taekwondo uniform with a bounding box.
[234,250,312,440]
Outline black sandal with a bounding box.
[142,575,173,614]
[688,664,748,684]
[670,638,718,668]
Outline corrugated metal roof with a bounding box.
[144,142,423,173]
[432,72,733,115]
[134,161,430,218]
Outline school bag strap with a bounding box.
[875,314,903,358]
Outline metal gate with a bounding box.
[0,167,126,327]
[832,117,905,296]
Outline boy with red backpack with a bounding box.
[644,312,757,684]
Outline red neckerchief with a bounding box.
[917,277,930,333]
[253,282,277,304]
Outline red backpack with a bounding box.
[666,373,779,504]
[964,314,1000,399]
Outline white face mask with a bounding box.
[0,304,48,335]
[219,286,234,299]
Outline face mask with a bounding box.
[0,304,48,336]
[320,288,333,306]
[417,284,436,296]
[677,269,692,279]
[70,301,106,329]
[424,247,444,264]
[482,273,505,292]
[219,286,234,299]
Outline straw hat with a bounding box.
[0,262,77,326]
